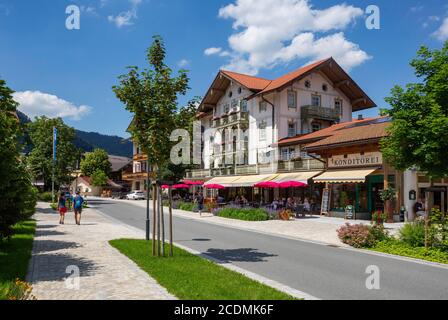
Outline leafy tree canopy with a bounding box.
[113,35,189,174]
[381,42,448,179]
[91,169,108,187]
[80,148,111,177]
[27,116,79,190]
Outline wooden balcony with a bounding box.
[211,111,249,129]
[122,172,149,181]
[133,153,148,162]
[301,105,340,122]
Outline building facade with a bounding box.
[187,58,376,191]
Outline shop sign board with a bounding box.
[321,188,331,215]
[328,152,382,168]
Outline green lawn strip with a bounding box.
[369,239,448,265]
[109,239,296,300]
[0,220,36,299]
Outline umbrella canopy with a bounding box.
[172,184,190,189]
[182,180,204,186]
[203,184,225,190]
[278,181,308,188]
[161,185,170,189]
[254,181,279,188]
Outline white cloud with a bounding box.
[207,0,369,75]
[13,91,91,121]
[204,47,223,56]
[108,0,142,28]
[433,17,448,41]
[178,59,189,67]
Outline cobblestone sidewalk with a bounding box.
[27,202,176,300]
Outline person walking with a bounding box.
[73,191,84,225]
[195,192,204,217]
[58,192,67,224]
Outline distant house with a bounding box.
[108,155,133,183]
[71,176,122,197]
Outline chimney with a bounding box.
[357,114,363,121]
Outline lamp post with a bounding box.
[146,159,150,241]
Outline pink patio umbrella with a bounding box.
[254,181,279,188]
[203,184,225,190]
[172,184,190,189]
[161,185,170,189]
[278,181,308,188]
[182,180,204,186]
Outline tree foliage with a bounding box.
[80,148,111,177]
[91,169,108,187]
[381,42,448,179]
[27,117,79,191]
[113,35,189,174]
[0,79,37,239]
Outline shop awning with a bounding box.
[313,168,379,183]
[205,174,278,187]
[233,174,278,187]
[271,171,322,184]
[205,176,244,187]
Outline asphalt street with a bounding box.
[90,198,448,300]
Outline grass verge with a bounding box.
[110,239,296,300]
[369,239,448,264]
[0,220,36,299]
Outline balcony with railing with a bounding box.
[122,172,149,181]
[133,153,148,162]
[211,111,249,129]
[301,105,340,122]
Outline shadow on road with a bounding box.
[37,207,56,215]
[203,248,277,263]
[36,229,67,237]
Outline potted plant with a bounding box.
[379,186,396,223]
[372,210,388,225]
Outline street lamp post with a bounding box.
[146,159,150,241]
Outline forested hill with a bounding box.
[18,111,133,158]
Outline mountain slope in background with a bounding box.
[18,111,133,158]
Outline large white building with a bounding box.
[187,57,375,181]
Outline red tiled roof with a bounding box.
[305,119,391,151]
[258,58,330,95]
[278,117,377,146]
[221,70,271,91]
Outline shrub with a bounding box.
[399,222,425,247]
[6,279,36,300]
[216,208,269,221]
[37,192,53,203]
[178,202,195,212]
[337,223,388,248]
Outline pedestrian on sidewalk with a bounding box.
[73,191,84,225]
[58,192,67,224]
[194,192,204,217]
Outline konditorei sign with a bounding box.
[328,152,383,168]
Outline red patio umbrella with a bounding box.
[172,184,190,189]
[278,181,308,188]
[254,181,279,188]
[203,184,225,190]
[161,185,169,189]
[182,180,204,186]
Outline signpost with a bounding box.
[52,127,57,203]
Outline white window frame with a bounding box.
[288,122,296,137]
[259,121,267,141]
[311,94,321,107]
[335,99,343,116]
[259,101,267,113]
[287,90,297,109]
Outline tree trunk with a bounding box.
[169,186,173,257]
[152,182,157,256]
[160,185,165,256]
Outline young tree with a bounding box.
[0,79,37,239]
[27,117,79,191]
[91,169,108,187]
[381,42,448,179]
[80,148,111,177]
[113,35,189,256]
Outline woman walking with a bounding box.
[58,193,67,224]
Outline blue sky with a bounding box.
[1,0,447,137]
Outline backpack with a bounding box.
[74,197,83,209]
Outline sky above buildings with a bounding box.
[1,0,447,137]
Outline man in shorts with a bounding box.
[73,191,84,225]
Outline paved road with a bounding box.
[90,198,448,300]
